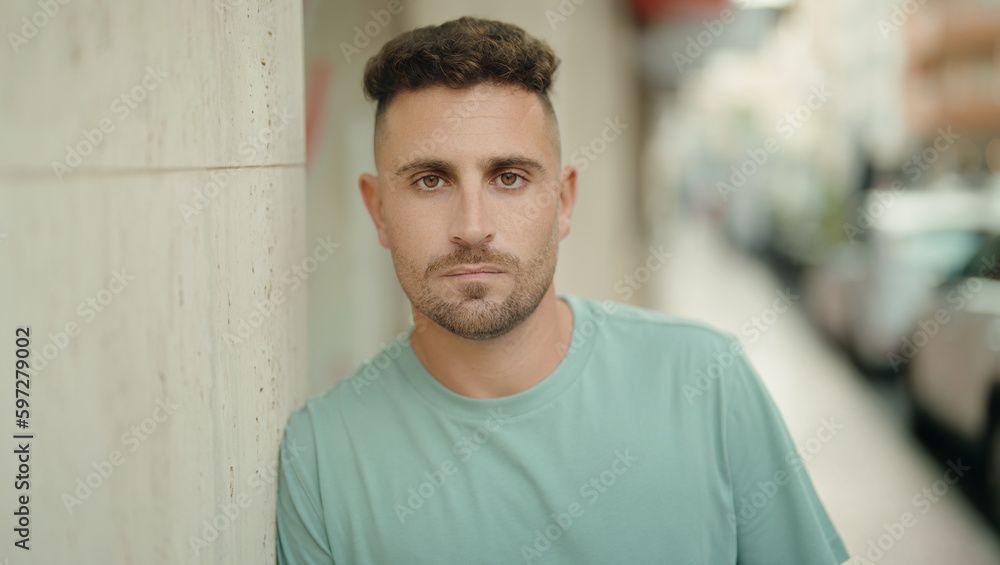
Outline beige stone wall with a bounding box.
[0,1,307,563]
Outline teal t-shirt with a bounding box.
[277,295,850,564]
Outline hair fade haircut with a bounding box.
[362,16,561,137]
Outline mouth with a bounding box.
[442,264,506,280]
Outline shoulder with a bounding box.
[566,295,754,402]
[567,294,741,353]
[283,335,406,445]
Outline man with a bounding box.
[277,16,850,565]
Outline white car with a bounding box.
[907,234,1000,520]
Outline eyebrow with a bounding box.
[483,156,547,175]
[393,155,547,178]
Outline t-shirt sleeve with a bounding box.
[721,338,851,565]
[276,410,336,565]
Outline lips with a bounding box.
[442,264,505,276]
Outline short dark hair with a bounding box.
[362,16,561,131]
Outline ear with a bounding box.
[359,173,390,249]
[557,164,577,240]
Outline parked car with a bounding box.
[805,185,986,377]
[907,234,1000,521]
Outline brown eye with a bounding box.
[420,175,440,189]
[500,173,518,186]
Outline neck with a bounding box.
[408,286,574,399]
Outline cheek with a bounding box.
[385,204,438,261]
[502,190,559,235]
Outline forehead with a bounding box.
[376,83,554,174]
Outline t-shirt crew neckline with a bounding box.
[396,294,596,421]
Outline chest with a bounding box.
[319,400,737,564]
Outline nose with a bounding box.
[449,183,495,248]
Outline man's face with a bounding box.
[359,82,576,340]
